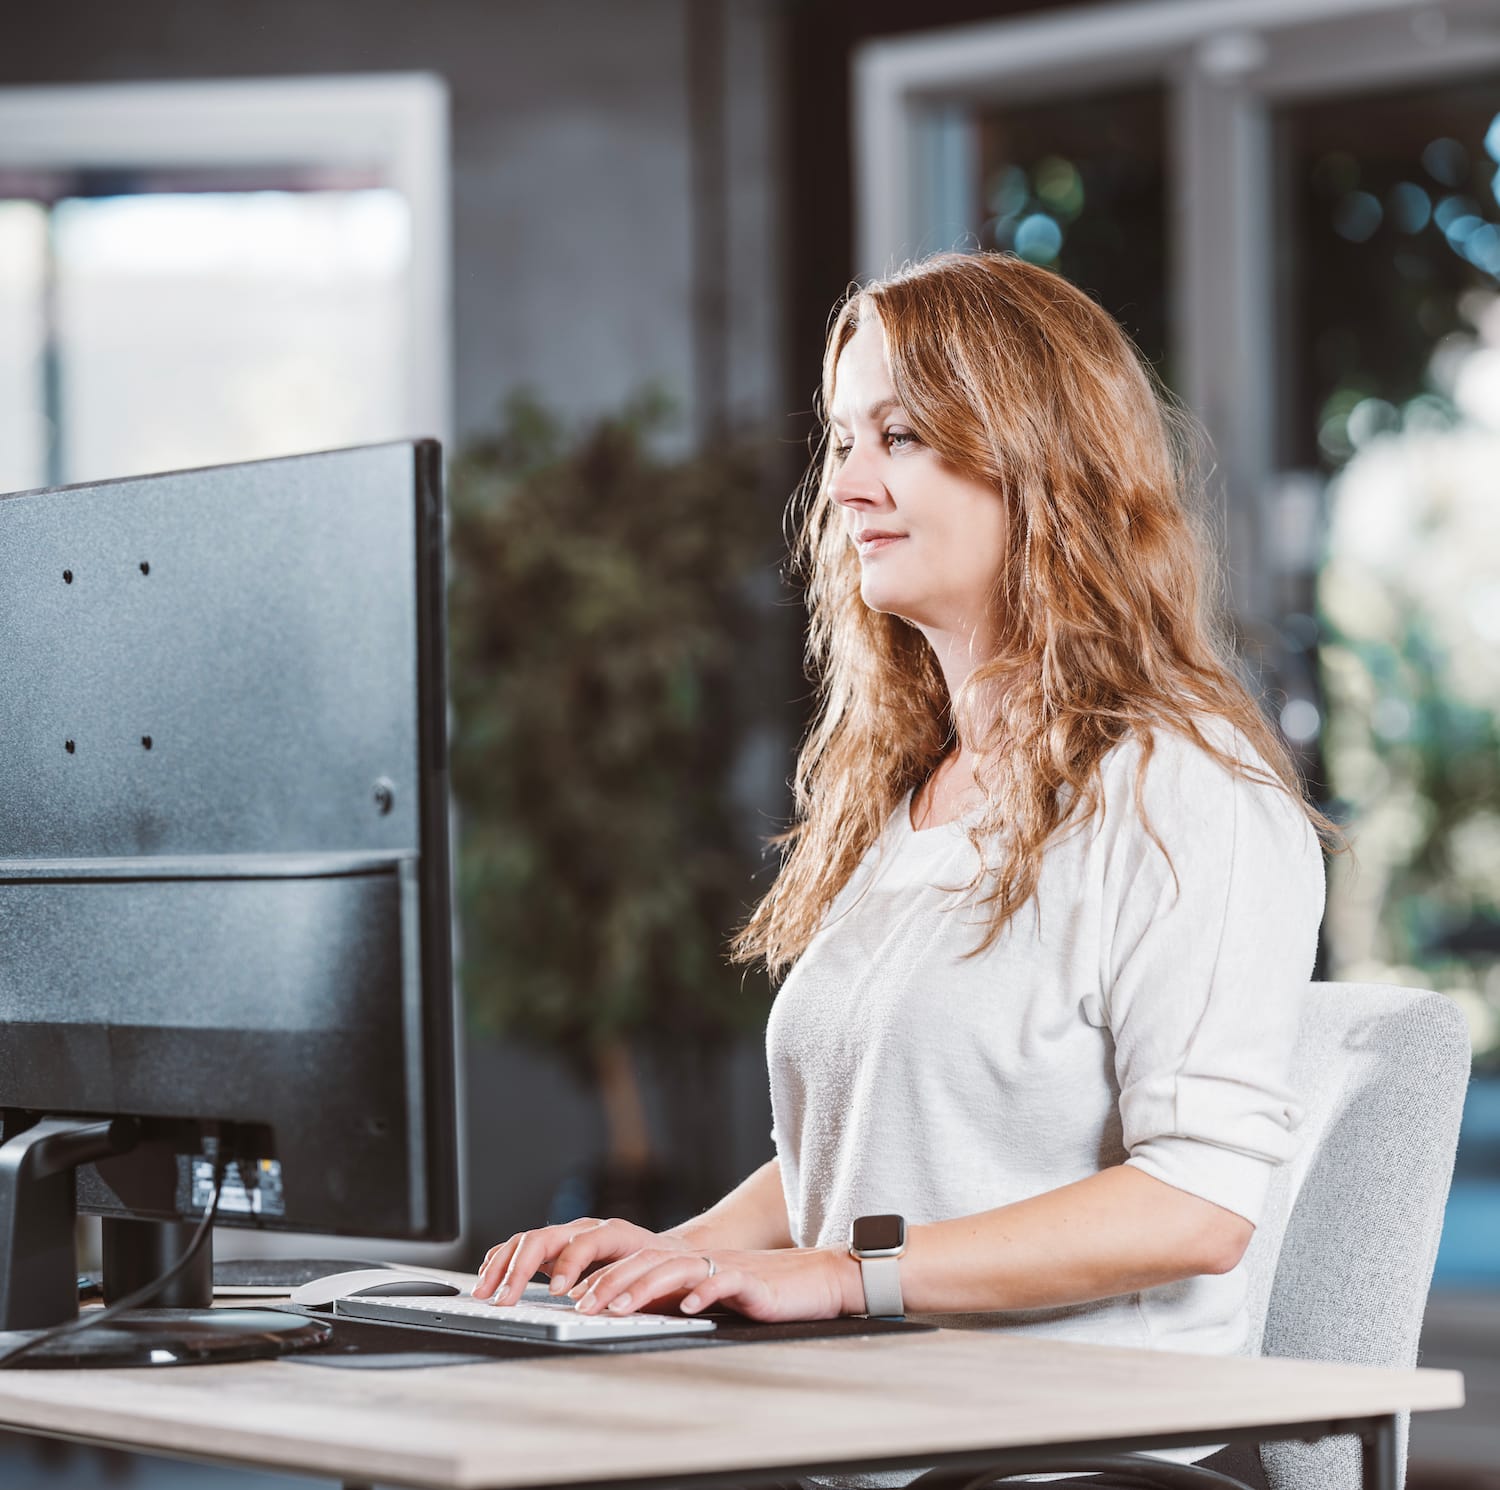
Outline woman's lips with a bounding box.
[855,533,906,554]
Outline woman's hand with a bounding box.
[473,1217,698,1304]
[565,1245,860,1323]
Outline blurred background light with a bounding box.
[1345,395,1400,447]
[986,162,1029,220]
[1014,211,1063,263]
[1435,193,1480,231]
[1333,189,1383,241]
[1373,695,1414,741]
[1444,211,1484,249]
[1033,155,1084,221]
[1463,221,1500,274]
[1423,135,1469,186]
[1388,180,1433,234]
[1484,112,1500,163]
[1280,696,1322,744]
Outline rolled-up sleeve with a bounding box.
[1100,725,1326,1226]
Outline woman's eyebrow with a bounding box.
[830,396,904,429]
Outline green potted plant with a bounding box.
[447,393,776,1225]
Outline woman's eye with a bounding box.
[831,430,916,460]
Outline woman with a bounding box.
[474,252,1338,1485]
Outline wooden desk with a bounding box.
[0,1322,1464,1490]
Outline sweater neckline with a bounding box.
[897,787,983,844]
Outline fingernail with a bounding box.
[577,1295,598,1313]
[682,1295,701,1312]
[606,1294,632,1312]
[549,1276,568,1293]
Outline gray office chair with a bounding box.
[890,980,1471,1490]
[1243,980,1469,1490]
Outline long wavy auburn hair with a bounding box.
[730,251,1345,982]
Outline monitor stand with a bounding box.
[0,1117,329,1367]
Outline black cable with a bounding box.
[0,1153,229,1370]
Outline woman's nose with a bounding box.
[829,450,886,509]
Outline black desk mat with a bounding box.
[277,1305,936,1369]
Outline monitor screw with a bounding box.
[373,778,396,815]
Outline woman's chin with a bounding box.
[858,580,927,625]
[858,578,904,614]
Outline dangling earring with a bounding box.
[1023,520,1033,588]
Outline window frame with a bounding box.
[0,72,452,467]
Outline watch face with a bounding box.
[851,1213,905,1255]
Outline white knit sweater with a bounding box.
[767,718,1326,1358]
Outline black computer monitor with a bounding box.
[0,440,458,1361]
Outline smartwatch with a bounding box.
[849,1213,906,1317]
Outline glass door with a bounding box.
[1262,55,1500,1308]
[1272,74,1500,1040]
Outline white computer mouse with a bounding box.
[289,1268,464,1309]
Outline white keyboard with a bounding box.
[334,1293,718,1344]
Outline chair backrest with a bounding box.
[1238,981,1470,1490]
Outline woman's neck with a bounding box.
[918,616,1002,712]
[912,744,982,831]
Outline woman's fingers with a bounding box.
[676,1263,774,1320]
[472,1216,706,1304]
[544,1222,636,1296]
[473,1218,603,1300]
[476,1217,662,1303]
[473,1229,533,1299]
[477,1239,521,1289]
[570,1248,704,1312]
[574,1252,731,1316]
[543,1217,694,1296]
[566,1247,827,1325]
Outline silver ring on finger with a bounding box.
[701,1256,716,1281]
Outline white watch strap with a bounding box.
[858,1254,904,1317]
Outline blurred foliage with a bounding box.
[1282,88,1500,1066]
[448,393,775,1082]
[1316,327,1500,1067]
